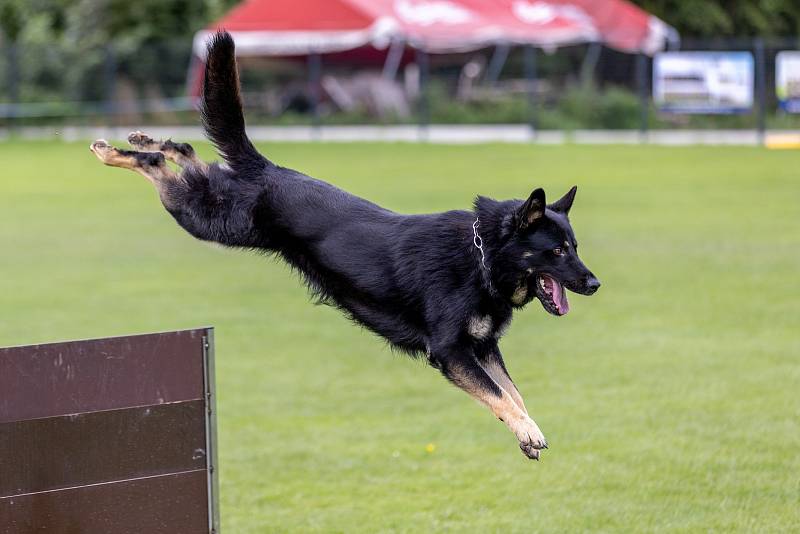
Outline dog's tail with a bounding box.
[201,31,267,170]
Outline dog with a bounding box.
[89,31,600,460]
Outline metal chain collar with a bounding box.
[473,217,487,270]
[473,217,500,297]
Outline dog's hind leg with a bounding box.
[127,131,208,172]
[89,139,184,209]
[436,348,547,460]
[90,139,261,248]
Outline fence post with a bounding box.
[6,40,20,130]
[635,52,649,142]
[416,48,429,142]
[307,52,322,138]
[103,44,117,123]
[523,45,538,140]
[754,38,766,145]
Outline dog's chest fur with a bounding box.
[465,300,514,343]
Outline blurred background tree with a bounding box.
[0,0,240,103]
[632,0,800,37]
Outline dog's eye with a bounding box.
[553,248,564,256]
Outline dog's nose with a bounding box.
[585,276,601,295]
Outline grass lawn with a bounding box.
[1,140,798,532]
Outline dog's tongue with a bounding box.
[545,275,569,315]
[553,281,569,315]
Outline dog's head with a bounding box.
[492,186,600,316]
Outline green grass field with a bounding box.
[1,140,798,532]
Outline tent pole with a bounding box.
[416,48,429,142]
[487,43,510,85]
[524,45,537,140]
[382,38,405,80]
[579,42,602,88]
[307,52,322,137]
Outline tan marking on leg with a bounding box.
[127,131,208,171]
[480,358,528,415]
[90,139,137,170]
[449,363,546,459]
[90,139,183,209]
[90,139,178,183]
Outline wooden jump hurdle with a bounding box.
[0,328,219,533]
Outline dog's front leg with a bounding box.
[435,347,547,460]
[477,347,528,415]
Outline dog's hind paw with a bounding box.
[127,131,154,149]
[90,138,108,150]
[89,139,113,159]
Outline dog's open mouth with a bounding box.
[536,274,570,316]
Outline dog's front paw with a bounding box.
[519,440,546,460]
[516,418,548,461]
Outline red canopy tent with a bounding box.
[192,0,676,59]
[188,0,678,105]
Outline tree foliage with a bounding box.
[0,0,240,102]
[632,0,800,37]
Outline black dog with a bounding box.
[90,31,600,460]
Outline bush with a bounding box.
[417,80,646,129]
[558,85,643,129]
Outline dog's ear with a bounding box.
[516,188,546,231]
[549,185,577,215]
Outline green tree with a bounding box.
[0,0,240,103]
[632,0,800,37]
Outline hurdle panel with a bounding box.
[0,328,219,534]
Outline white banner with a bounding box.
[653,52,754,114]
[776,51,800,113]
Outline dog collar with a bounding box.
[473,217,498,297]
[472,218,487,269]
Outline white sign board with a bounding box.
[653,52,754,114]
[776,51,800,113]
